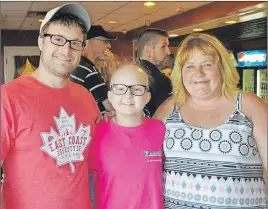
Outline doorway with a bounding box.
[4,46,40,83]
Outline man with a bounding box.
[1,4,100,209]
[159,53,175,70]
[136,28,172,118]
[70,25,116,114]
[160,53,175,79]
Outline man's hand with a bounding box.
[95,111,116,123]
[102,99,114,112]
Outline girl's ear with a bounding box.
[107,90,112,103]
[38,36,44,52]
[145,91,151,105]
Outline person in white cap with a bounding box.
[1,3,100,209]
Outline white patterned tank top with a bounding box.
[163,92,267,209]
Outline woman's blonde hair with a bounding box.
[172,33,241,105]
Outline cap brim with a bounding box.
[102,32,117,40]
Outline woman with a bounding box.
[154,33,267,208]
[161,66,173,80]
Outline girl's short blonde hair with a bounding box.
[172,33,240,105]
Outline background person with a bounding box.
[136,28,172,118]
[70,25,116,114]
[95,49,120,86]
[161,66,172,79]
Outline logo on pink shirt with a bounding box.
[144,150,162,163]
[40,107,91,173]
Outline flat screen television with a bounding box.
[236,50,267,68]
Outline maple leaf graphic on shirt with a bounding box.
[40,107,91,173]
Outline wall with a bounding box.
[110,33,133,59]
[1,1,265,80]
[126,1,261,43]
[1,30,40,84]
[169,17,267,54]
[113,1,263,58]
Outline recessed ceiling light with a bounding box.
[225,20,237,24]
[108,21,117,24]
[38,19,44,22]
[122,29,127,34]
[144,1,156,7]
[238,10,255,16]
[176,7,184,13]
[193,28,203,32]
[238,12,247,16]
[169,34,178,37]
[145,20,151,27]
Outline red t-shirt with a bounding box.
[1,76,100,209]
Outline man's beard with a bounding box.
[48,67,72,79]
[153,56,167,69]
[41,54,74,79]
[154,59,165,69]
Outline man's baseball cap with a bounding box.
[40,3,91,33]
[87,25,117,40]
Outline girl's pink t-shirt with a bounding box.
[88,118,165,209]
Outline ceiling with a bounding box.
[168,2,267,37]
[0,1,211,32]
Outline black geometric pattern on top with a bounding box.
[209,130,222,142]
[174,128,185,139]
[218,140,232,154]
[229,131,242,144]
[239,143,250,156]
[166,137,175,150]
[180,138,193,151]
[191,129,203,141]
[199,139,212,152]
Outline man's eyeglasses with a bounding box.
[43,34,86,51]
[110,84,148,96]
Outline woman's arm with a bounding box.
[153,97,175,122]
[242,92,267,173]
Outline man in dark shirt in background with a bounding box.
[70,25,116,113]
[136,28,172,118]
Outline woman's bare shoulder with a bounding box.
[153,97,176,122]
[241,91,267,118]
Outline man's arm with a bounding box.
[1,86,16,209]
[101,99,114,112]
[1,161,2,209]
[84,73,110,112]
